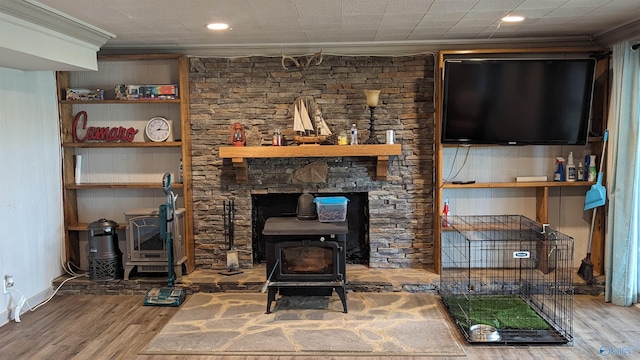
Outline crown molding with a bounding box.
[0,0,114,70]
[1,0,114,47]
[99,36,599,58]
[593,19,640,46]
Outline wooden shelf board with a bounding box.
[219,144,402,158]
[66,182,184,189]
[443,181,595,189]
[219,144,402,183]
[62,141,181,148]
[60,99,180,104]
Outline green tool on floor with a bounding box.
[144,173,186,307]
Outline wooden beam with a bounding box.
[231,158,248,183]
[375,156,389,180]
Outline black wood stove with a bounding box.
[262,217,348,313]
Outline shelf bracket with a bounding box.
[375,156,390,180]
[232,157,248,183]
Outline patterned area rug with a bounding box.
[141,292,466,357]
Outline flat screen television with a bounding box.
[441,58,596,145]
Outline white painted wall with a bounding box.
[442,145,595,267]
[0,67,63,326]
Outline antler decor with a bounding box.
[281,50,323,70]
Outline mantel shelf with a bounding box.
[219,144,402,182]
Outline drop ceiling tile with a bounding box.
[342,15,384,25]
[506,8,555,19]
[407,32,446,40]
[419,11,468,22]
[562,0,615,7]
[412,26,455,35]
[457,19,499,27]
[299,16,342,27]
[304,30,343,42]
[247,0,298,16]
[446,25,492,34]
[384,0,435,14]
[441,31,485,39]
[342,0,387,16]
[294,0,341,17]
[415,19,463,28]
[375,33,413,41]
[472,0,527,11]
[429,0,481,12]
[461,9,511,20]
[515,0,571,10]
[381,13,425,24]
[545,6,601,17]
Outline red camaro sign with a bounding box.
[72,111,138,143]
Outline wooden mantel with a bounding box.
[219,144,402,182]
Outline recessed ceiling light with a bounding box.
[502,15,525,22]
[207,23,229,30]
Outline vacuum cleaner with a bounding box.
[144,172,186,307]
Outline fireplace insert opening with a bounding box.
[280,245,334,274]
[251,192,369,265]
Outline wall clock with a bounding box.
[145,116,171,142]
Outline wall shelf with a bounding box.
[443,181,595,189]
[60,99,180,104]
[65,182,184,189]
[442,181,596,227]
[219,144,402,182]
[62,141,181,148]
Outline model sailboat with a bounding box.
[293,97,332,144]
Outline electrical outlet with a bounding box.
[3,274,14,294]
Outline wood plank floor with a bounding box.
[1,294,639,359]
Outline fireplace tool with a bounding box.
[144,173,186,307]
[219,200,243,276]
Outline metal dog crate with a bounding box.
[439,215,574,345]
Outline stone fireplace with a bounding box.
[188,54,436,271]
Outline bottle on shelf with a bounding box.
[179,158,183,183]
[554,157,565,182]
[588,155,597,182]
[566,152,576,182]
[350,124,358,145]
[441,199,450,227]
[338,131,349,145]
[272,129,283,146]
[577,161,584,181]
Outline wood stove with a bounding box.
[263,217,348,313]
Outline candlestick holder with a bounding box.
[364,90,380,144]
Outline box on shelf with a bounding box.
[115,84,179,100]
[314,196,349,222]
[66,88,104,101]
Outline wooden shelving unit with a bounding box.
[56,54,194,273]
[219,144,402,182]
[433,47,610,275]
